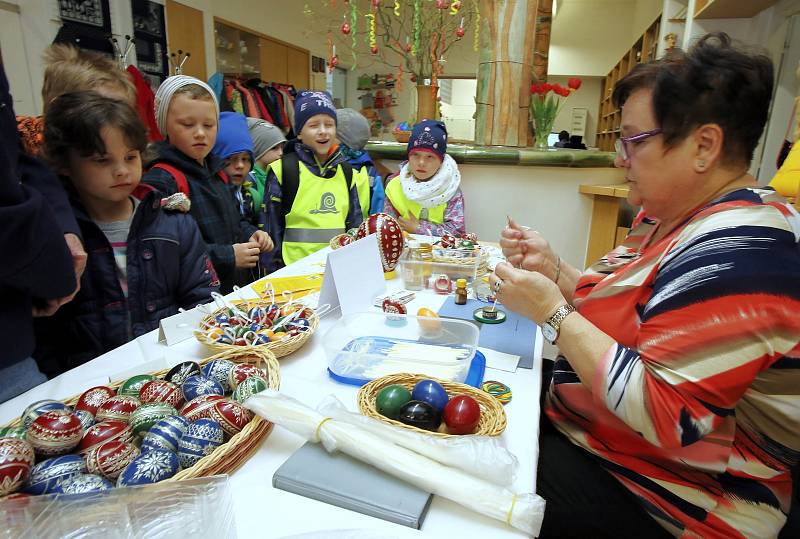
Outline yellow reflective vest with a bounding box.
[271,158,354,265]
[384,176,446,225]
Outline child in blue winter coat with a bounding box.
[34,92,219,377]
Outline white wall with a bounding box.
[549,75,602,147]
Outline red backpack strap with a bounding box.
[217,169,230,184]
[150,163,190,197]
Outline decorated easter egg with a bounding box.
[443,395,480,434]
[208,399,254,437]
[181,375,224,402]
[376,385,412,420]
[117,449,179,487]
[96,395,140,423]
[232,376,267,403]
[180,394,225,422]
[74,386,116,415]
[397,400,441,431]
[0,438,34,496]
[177,419,224,469]
[85,439,140,480]
[139,379,183,408]
[0,427,27,440]
[129,403,178,438]
[141,415,189,453]
[73,409,95,431]
[163,361,202,386]
[227,364,267,390]
[462,232,478,243]
[21,400,70,429]
[411,380,449,412]
[440,233,457,248]
[356,213,405,272]
[201,359,236,393]
[26,411,83,456]
[329,233,354,250]
[78,420,133,454]
[25,454,86,495]
[55,473,113,494]
[118,374,156,397]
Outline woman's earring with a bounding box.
[697,159,707,170]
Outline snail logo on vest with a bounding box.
[310,192,339,214]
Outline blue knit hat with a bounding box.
[213,112,254,167]
[294,91,337,134]
[408,120,448,161]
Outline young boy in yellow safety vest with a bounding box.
[382,120,465,237]
[267,91,368,265]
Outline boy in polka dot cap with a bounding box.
[382,119,465,236]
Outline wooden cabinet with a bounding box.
[579,184,632,267]
[214,17,309,87]
[595,17,661,152]
[165,0,207,80]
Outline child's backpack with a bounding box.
[148,163,229,198]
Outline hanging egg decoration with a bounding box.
[341,22,351,35]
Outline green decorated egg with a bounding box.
[128,403,178,438]
[232,376,267,403]
[118,375,156,397]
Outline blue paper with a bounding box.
[437,298,538,369]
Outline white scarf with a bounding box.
[399,154,461,209]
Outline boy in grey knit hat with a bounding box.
[336,108,382,214]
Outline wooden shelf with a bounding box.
[594,15,661,152]
[694,0,778,19]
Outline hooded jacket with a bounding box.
[33,185,219,377]
[142,141,258,292]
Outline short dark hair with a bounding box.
[612,32,773,166]
[44,92,148,170]
[559,130,569,141]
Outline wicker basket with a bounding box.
[195,300,319,359]
[357,373,507,438]
[3,347,280,485]
[393,130,411,143]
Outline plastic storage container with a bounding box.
[398,247,480,294]
[324,312,480,386]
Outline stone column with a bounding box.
[475,0,552,147]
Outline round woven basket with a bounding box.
[195,300,319,359]
[2,347,280,485]
[393,130,411,143]
[357,373,506,438]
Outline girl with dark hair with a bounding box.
[34,92,218,377]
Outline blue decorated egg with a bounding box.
[201,360,236,393]
[21,400,70,429]
[117,449,179,487]
[55,473,113,494]
[25,454,87,495]
[128,403,178,438]
[73,409,95,431]
[141,416,189,453]
[181,375,224,402]
[177,419,224,469]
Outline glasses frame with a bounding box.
[614,128,663,161]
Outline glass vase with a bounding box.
[532,116,555,150]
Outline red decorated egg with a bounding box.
[78,420,133,454]
[96,396,140,424]
[208,399,254,437]
[440,233,457,248]
[85,440,140,480]
[0,438,35,496]
[356,213,405,272]
[139,380,184,408]
[74,386,116,415]
[228,364,268,390]
[330,233,354,250]
[443,395,481,435]
[180,394,225,422]
[462,232,478,243]
[26,411,83,456]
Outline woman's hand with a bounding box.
[489,262,567,325]
[500,217,560,281]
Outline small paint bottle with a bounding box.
[455,278,468,305]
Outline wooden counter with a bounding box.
[579,183,632,267]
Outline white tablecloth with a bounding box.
[0,247,543,539]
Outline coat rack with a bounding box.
[168,50,191,75]
[109,34,136,70]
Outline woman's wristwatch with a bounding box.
[541,304,576,345]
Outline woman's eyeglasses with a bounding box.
[614,128,662,161]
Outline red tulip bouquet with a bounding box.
[529,77,582,149]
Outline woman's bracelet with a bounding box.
[554,255,561,284]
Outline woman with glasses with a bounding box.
[493,33,800,538]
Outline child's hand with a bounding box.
[397,213,420,234]
[233,241,261,268]
[249,230,274,253]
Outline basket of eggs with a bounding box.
[357,373,506,438]
[392,122,412,143]
[0,347,278,498]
